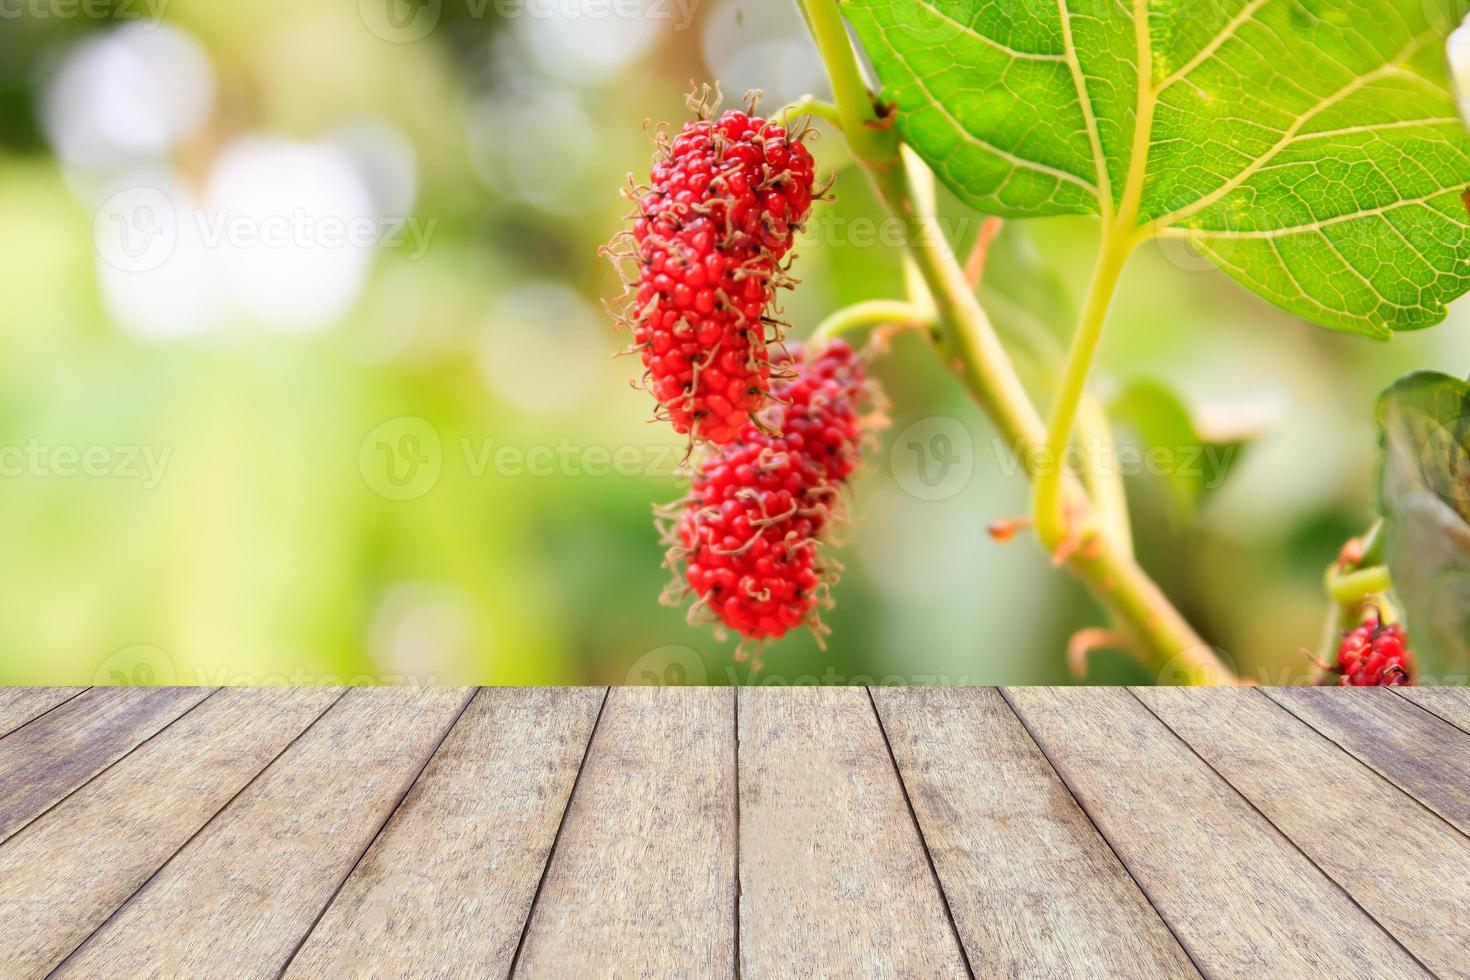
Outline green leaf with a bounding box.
[1110,378,1256,517]
[1377,370,1470,674]
[842,0,1470,336]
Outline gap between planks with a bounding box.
[864,687,976,979]
[1128,688,1449,977]
[46,689,351,975]
[278,688,485,974]
[505,687,611,977]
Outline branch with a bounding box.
[796,0,1237,684]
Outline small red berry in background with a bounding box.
[1333,614,1415,686]
[607,86,817,446]
[659,340,882,655]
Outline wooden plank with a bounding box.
[52,687,475,979]
[0,687,85,737]
[1004,687,1430,979]
[0,687,213,844]
[1136,687,1470,979]
[512,687,735,978]
[872,687,1198,978]
[284,688,605,978]
[1265,687,1470,835]
[737,686,969,977]
[1394,686,1470,734]
[0,687,342,976]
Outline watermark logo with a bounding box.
[1414,415,1470,507]
[359,0,442,42]
[1153,645,1239,687]
[93,186,178,273]
[624,645,707,685]
[890,416,974,501]
[95,644,177,685]
[359,416,442,501]
[0,440,171,488]
[0,0,169,25]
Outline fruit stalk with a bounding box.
[798,0,1237,683]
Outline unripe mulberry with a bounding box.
[660,340,878,651]
[608,87,817,445]
[1333,614,1414,686]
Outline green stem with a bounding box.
[773,98,844,129]
[1033,223,1140,550]
[1326,564,1393,605]
[796,0,1234,684]
[1077,398,1133,560]
[798,0,898,167]
[811,299,934,345]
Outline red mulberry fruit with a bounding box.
[660,340,877,651]
[1333,614,1414,686]
[609,88,817,445]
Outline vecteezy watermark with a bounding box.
[357,416,690,501]
[359,0,700,44]
[94,186,178,274]
[460,438,685,480]
[94,644,178,685]
[92,187,436,274]
[995,436,1240,489]
[889,416,976,501]
[359,417,443,501]
[797,212,979,252]
[623,643,976,685]
[0,0,167,24]
[1411,414,1470,507]
[724,666,976,685]
[191,665,441,684]
[0,439,171,488]
[1152,645,1239,686]
[624,645,708,685]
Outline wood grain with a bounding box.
[737,686,969,978]
[0,687,85,737]
[1136,687,1470,979]
[285,687,605,979]
[1266,687,1470,835]
[513,687,735,979]
[52,687,474,979]
[1394,686,1470,734]
[0,687,213,844]
[0,687,342,977]
[1004,687,1429,979]
[873,687,1197,978]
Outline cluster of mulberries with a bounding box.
[607,88,817,445]
[1331,614,1415,686]
[658,341,878,651]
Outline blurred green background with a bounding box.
[3,0,1468,687]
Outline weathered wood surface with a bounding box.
[0,687,85,738]
[738,687,969,977]
[1266,686,1470,835]
[873,687,1197,978]
[1004,687,1430,979]
[0,685,1465,978]
[0,687,342,976]
[1135,687,1470,979]
[513,687,736,978]
[0,686,212,844]
[285,687,604,978]
[1396,685,1470,733]
[52,687,474,979]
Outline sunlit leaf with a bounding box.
[843,0,1470,336]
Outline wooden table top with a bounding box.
[0,686,1467,978]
